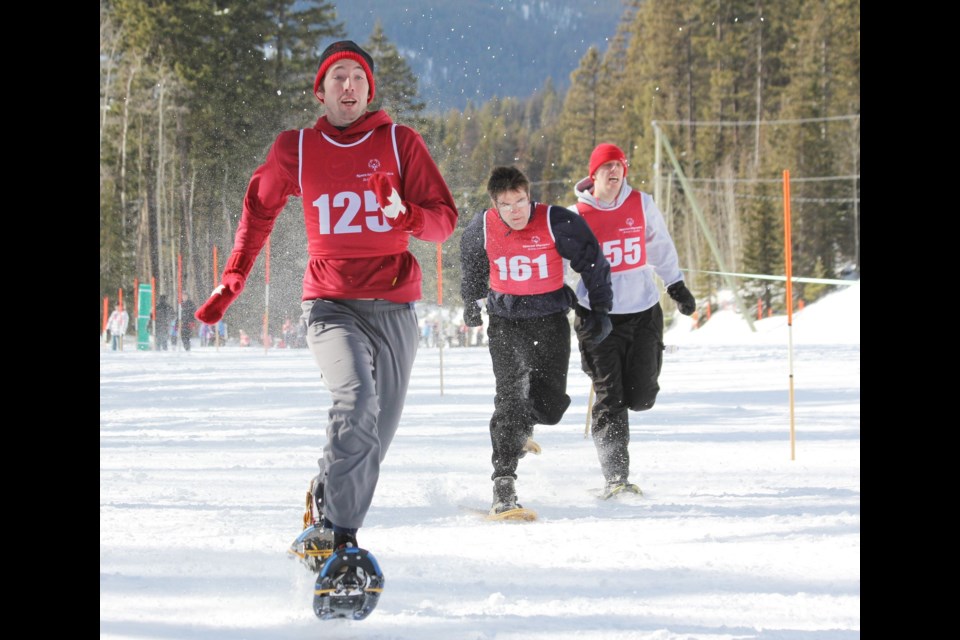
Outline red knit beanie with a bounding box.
[589,143,628,178]
[313,40,376,103]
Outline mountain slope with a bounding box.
[334,0,624,112]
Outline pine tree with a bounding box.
[364,22,426,127]
[558,46,604,181]
[596,25,634,155]
[741,183,785,312]
[527,79,568,205]
[101,0,345,321]
[622,0,692,178]
[773,0,860,287]
[263,0,343,127]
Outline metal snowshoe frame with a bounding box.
[313,546,385,621]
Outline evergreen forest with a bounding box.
[100,0,860,337]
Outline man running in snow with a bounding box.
[195,41,458,560]
[570,143,696,497]
[460,166,612,515]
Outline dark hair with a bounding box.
[486,166,529,201]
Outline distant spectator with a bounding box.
[155,295,173,351]
[282,316,295,348]
[199,322,214,347]
[106,304,130,351]
[295,318,307,348]
[180,297,197,351]
[420,319,433,347]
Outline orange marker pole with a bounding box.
[783,169,796,460]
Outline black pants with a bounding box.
[486,312,572,480]
[574,303,664,483]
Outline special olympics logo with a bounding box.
[368,159,381,171]
[531,236,541,244]
[626,218,635,226]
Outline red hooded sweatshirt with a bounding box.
[228,110,457,302]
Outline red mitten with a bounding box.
[367,172,424,233]
[196,253,255,324]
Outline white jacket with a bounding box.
[107,309,130,335]
[571,177,683,314]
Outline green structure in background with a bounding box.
[137,283,152,351]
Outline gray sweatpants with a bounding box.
[301,298,419,529]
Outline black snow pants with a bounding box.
[486,311,572,480]
[574,303,664,483]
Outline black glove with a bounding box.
[569,242,598,273]
[667,281,696,316]
[463,301,483,327]
[581,305,612,346]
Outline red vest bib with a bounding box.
[576,191,647,272]
[484,204,564,295]
[299,126,409,258]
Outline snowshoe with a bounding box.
[522,437,542,455]
[289,524,334,572]
[602,481,642,499]
[313,545,385,621]
[288,476,332,571]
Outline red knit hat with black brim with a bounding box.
[313,40,376,103]
[589,143,628,178]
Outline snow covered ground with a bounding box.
[100,283,860,639]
